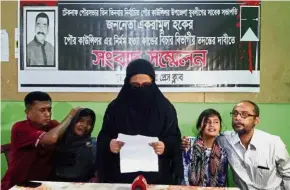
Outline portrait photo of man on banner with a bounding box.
[23,6,58,69]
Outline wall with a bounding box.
[2,101,290,182]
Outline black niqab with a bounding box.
[117,58,158,107]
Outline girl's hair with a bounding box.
[77,109,95,121]
[196,108,222,136]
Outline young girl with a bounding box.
[50,108,98,182]
[182,109,228,187]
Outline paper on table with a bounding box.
[1,29,9,62]
[118,133,159,173]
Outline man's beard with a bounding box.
[233,122,254,135]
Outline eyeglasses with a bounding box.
[130,82,152,89]
[230,111,256,119]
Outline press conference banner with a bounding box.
[18,1,261,92]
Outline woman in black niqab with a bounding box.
[96,59,183,185]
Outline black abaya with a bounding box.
[96,59,183,185]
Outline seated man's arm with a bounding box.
[12,122,46,148]
[39,108,81,145]
[275,137,290,189]
[13,108,79,148]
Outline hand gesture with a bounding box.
[68,107,82,118]
[149,141,165,155]
[181,136,190,151]
[110,139,125,154]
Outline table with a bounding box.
[11,181,240,190]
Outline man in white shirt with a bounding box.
[182,100,290,189]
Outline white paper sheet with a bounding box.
[1,29,9,62]
[118,133,159,173]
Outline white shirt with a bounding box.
[217,129,290,190]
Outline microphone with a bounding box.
[131,175,148,190]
